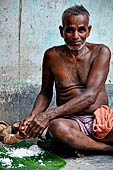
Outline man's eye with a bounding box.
[78,27,86,32]
[66,28,74,33]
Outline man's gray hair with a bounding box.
[62,5,90,26]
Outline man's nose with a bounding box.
[73,31,79,39]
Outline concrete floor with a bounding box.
[28,138,113,170]
[61,155,113,170]
[0,140,113,170]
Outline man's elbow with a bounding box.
[88,92,97,105]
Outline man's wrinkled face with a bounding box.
[60,14,91,51]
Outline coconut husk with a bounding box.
[3,134,17,144]
[11,122,20,134]
[0,121,9,132]
[0,126,12,141]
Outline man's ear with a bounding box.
[87,25,92,37]
[59,25,64,38]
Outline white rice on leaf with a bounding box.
[5,145,44,158]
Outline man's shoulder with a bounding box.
[43,45,65,65]
[87,43,111,63]
[87,43,111,53]
[45,45,65,56]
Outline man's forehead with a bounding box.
[63,14,89,27]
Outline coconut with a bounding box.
[3,134,17,145]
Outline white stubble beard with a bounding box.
[66,41,86,51]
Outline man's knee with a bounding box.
[48,118,70,137]
[48,118,80,142]
[49,118,67,131]
[48,118,81,145]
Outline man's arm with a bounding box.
[19,50,54,131]
[24,45,111,138]
[30,50,54,117]
[46,45,111,118]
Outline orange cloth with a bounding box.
[93,105,113,139]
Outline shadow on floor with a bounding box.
[37,134,113,159]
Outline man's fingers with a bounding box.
[26,124,44,138]
[19,116,47,138]
[19,121,28,132]
[32,127,44,138]
[32,129,40,138]
[25,123,40,138]
[18,131,29,138]
[25,122,34,134]
[37,129,44,138]
[28,127,40,138]
[19,116,34,130]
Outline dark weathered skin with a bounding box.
[45,44,108,114]
[19,14,113,152]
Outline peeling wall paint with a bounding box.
[0,0,113,123]
[0,0,113,84]
[0,84,56,124]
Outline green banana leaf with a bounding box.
[0,140,66,170]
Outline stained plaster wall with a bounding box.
[0,0,113,124]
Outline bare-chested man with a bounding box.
[19,5,113,152]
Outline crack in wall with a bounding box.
[18,0,22,120]
[18,0,22,81]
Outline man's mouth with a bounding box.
[70,41,82,45]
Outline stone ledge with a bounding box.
[0,84,112,124]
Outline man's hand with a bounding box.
[24,112,50,138]
[19,115,35,138]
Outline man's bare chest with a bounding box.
[52,57,92,88]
